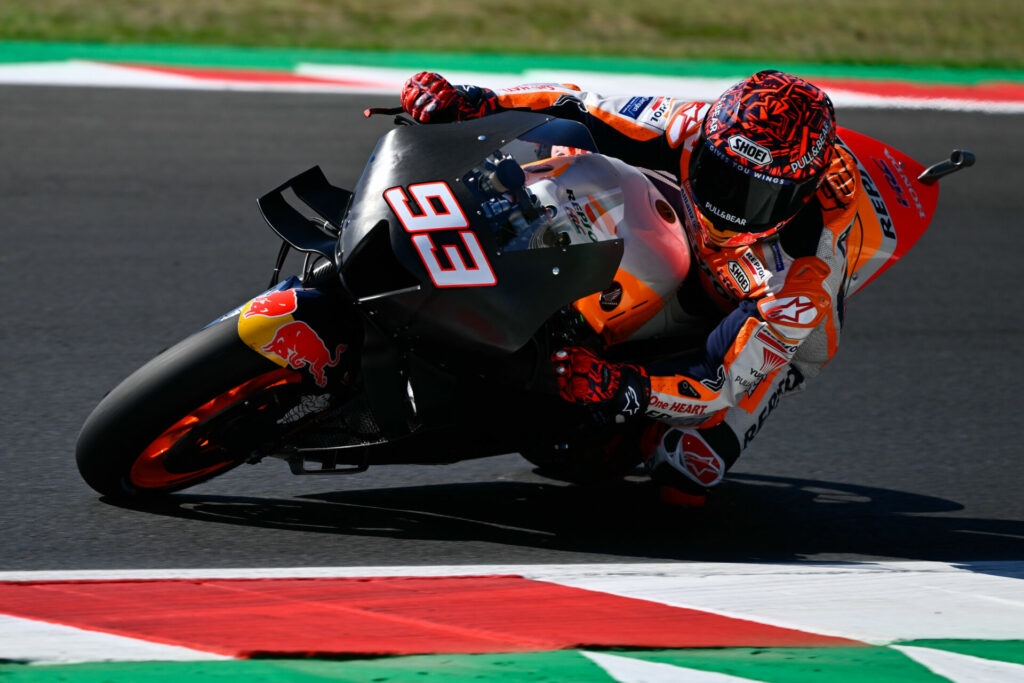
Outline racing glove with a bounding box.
[400,72,501,123]
[551,347,651,423]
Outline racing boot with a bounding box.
[640,423,731,508]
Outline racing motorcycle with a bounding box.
[75,109,973,499]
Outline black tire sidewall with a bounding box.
[75,317,282,499]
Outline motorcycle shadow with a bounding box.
[105,472,1024,562]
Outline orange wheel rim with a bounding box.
[129,368,300,489]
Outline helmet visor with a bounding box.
[688,137,820,235]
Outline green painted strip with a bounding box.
[625,647,946,682]
[0,652,612,683]
[900,639,1024,666]
[1,40,1023,84]
[4,644,1011,682]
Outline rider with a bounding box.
[399,70,861,506]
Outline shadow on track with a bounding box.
[103,472,1024,563]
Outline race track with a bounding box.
[2,85,1022,570]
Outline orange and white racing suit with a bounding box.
[488,83,862,496]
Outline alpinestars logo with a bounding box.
[621,386,642,416]
[762,296,819,326]
[681,434,725,486]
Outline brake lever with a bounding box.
[363,106,418,126]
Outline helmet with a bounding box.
[686,70,837,248]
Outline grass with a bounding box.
[0,0,1020,70]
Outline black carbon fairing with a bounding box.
[338,112,622,355]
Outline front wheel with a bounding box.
[76,318,308,500]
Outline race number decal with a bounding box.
[384,182,496,287]
[384,182,468,232]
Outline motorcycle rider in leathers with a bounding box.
[399,69,861,506]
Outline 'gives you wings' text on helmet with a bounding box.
[686,70,837,248]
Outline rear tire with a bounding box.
[76,317,303,500]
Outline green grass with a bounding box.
[0,0,1021,70]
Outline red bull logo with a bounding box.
[243,289,299,319]
[260,321,346,388]
[238,288,347,387]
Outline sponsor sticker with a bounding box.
[872,157,910,208]
[618,96,653,120]
[769,240,785,271]
[728,260,751,293]
[261,321,346,388]
[639,96,672,129]
[742,367,804,447]
[243,289,299,319]
[649,395,707,417]
[760,296,820,326]
[728,134,773,165]
[599,281,623,311]
[752,328,792,380]
[885,147,927,218]
[742,251,769,286]
[621,386,643,416]
[666,102,706,148]
[681,434,725,486]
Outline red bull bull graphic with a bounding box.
[242,289,299,319]
[237,288,347,388]
[260,321,346,388]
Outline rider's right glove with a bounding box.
[400,72,501,123]
[551,347,651,424]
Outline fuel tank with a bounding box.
[524,153,693,345]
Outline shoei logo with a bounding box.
[728,135,773,165]
[728,260,750,293]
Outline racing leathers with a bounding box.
[406,76,862,503]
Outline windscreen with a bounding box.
[459,120,599,253]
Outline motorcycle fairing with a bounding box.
[574,268,663,345]
[257,166,351,261]
[338,111,623,355]
[237,286,352,388]
[837,127,940,297]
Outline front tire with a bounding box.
[76,318,303,500]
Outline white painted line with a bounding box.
[301,64,1024,112]
[0,61,387,94]
[524,561,1024,644]
[0,60,197,88]
[893,645,1024,683]
[583,651,763,682]
[0,61,1020,112]
[0,614,229,664]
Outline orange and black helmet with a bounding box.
[686,70,837,248]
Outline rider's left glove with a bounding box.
[551,347,651,424]
[401,72,501,123]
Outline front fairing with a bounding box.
[338,112,623,355]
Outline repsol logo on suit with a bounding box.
[742,367,804,448]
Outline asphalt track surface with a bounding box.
[2,85,1022,571]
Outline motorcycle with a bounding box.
[75,109,973,499]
